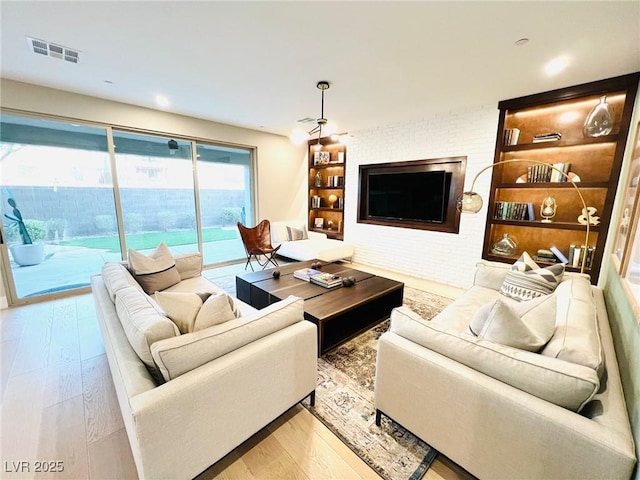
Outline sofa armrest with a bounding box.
[151,296,304,381]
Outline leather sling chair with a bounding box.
[237,219,281,271]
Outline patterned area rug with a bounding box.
[207,272,454,479]
[300,286,453,480]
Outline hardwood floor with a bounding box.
[0,264,472,480]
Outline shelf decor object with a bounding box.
[491,233,518,256]
[583,95,614,138]
[540,196,557,223]
[459,158,591,274]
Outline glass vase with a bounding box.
[583,96,614,138]
[491,233,518,257]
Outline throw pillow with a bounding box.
[469,297,556,351]
[500,252,564,301]
[154,291,240,334]
[286,225,308,241]
[194,292,239,331]
[128,242,181,294]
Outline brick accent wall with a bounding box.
[345,106,499,289]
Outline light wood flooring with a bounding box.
[0,262,471,480]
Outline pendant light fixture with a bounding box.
[308,81,330,152]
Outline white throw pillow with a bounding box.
[154,291,239,334]
[128,242,181,294]
[469,297,556,351]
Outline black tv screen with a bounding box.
[367,170,447,223]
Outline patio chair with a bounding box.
[237,219,280,271]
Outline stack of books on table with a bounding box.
[293,268,323,281]
[309,272,342,288]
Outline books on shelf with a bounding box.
[293,268,323,282]
[309,273,342,288]
[494,201,535,221]
[532,132,562,143]
[549,245,569,264]
[503,128,520,146]
[568,244,596,269]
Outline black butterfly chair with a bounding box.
[237,219,281,271]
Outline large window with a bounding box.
[0,115,120,299]
[612,121,640,319]
[0,113,256,305]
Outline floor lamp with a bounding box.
[457,159,590,274]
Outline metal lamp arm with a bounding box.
[468,159,589,275]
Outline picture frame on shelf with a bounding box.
[314,151,330,165]
[314,217,324,229]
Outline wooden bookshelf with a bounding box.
[483,73,640,283]
[308,137,347,240]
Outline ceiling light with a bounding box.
[155,94,170,108]
[544,56,569,76]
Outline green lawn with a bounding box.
[59,228,238,252]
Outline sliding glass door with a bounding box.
[195,143,254,265]
[0,114,120,300]
[112,131,198,257]
[0,114,257,305]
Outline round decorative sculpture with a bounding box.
[342,276,356,287]
[311,261,322,270]
[328,194,338,207]
[272,270,280,279]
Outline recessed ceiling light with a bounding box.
[544,56,569,76]
[155,94,170,108]
[514,38,529,47]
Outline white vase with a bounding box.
[10,243,45,266]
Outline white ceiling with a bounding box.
[1,1,639,138]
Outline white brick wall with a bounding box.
[344,105,499,289]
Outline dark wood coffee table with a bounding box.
[236,260,404,355]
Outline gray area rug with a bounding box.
[208,272,454,480]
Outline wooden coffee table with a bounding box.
[236,260,404,355]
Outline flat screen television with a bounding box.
[367,170,448,223]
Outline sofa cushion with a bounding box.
[128,242,181,294]
[500,252,564,301]
[154,291,239,334]
[541,276,603,372]
[473,260,512,291]
[150,296,304,381]
[101,261,143,302]
[469,296,556,351]
[114,285,180,381]
[174,252,203,280]
[390,306,599,411]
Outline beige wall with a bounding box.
[0,79,307,306]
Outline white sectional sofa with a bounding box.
[91,250,317,479]
[375,259,636,480]
[271,220,354,263]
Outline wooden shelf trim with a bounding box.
[310,163,346,169]
[502,135,618,152]
[310,207,344,212]
[490,219,600,231]
[497,182,610,189]
[309,186,345,190]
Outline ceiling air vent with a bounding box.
[26,37,80,64]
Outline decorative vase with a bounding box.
[491,234,518,257]
[583,96,614,138]
[10,243,45,266]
